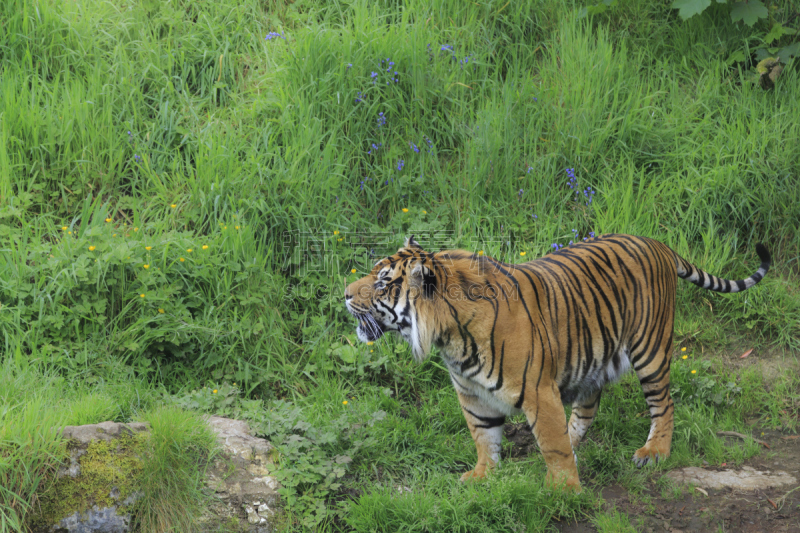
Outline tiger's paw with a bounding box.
[545,471,582,493]
[632,444,670,468]
[459,464,490,482]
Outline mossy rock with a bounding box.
[28,422,149,533]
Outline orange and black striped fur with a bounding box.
[344,234,770,491]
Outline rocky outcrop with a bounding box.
[29,422,149,533]
[201,416,281,532]
[27,417,281,532]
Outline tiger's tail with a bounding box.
[675,243,771,293]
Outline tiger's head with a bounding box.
[344,236,438,361]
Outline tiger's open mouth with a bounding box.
[355,313,386,342]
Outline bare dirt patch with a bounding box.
[554,428,800,532]
[502,422,535,459]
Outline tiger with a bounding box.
[344,234,771,491]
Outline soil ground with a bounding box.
[504,424,800,532]
[503,353,800,533]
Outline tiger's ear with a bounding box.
[409,261,437,298]
[404,235,423,250]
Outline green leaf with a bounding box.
[725,50,746,65]
[671,0,711,20]
[730,1,768,27]
[754,48,772,62]
[764,23,787,44]
[777,42,800,62]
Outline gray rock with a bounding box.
[199,416,282,533]
[666,465,797,490]
[28,417,281,533]
[30,422,148,533]
[60,422,150,445]
[55,506,131,533]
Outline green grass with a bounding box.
[0,361,66,532]
[591,507,638,533]
[132,406,219,533]
[343,465,595,532]
[2,0,800,530]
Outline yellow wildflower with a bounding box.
[134,227,138,232]
[170,204,177,208]
[187,248,193,253]
[402,208,409,213]
[213,389,218,394]
[682,355,688,360]
[691,370,697,374]
[105,218,112,223]
[342,400,348,405]
[478,251,484,256]
[140,294,145,298]
[334,230,340,235]
[422,210,427,214]
[351,268,356,274]
[235,226,240,230]
[179,257,185,262]
[366,341,374,346]
[143,264,149,269]
[145,246,152,251]
[89,246,96,251]
[158,308,165,314]
[681,347,687,352]
[520,252,526,256]
[202,245,209,250]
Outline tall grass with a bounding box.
[0,361,66,532]
[132,406,219,533]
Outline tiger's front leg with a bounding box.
[454,389,506,482]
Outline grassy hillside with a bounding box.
[2,0,799,530]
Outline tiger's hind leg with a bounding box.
[631,347,674,467]
[523,383,582,491]
[568,389,602,450]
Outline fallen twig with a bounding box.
[695,487,708,497]
[767,498,778,509]
[716,430,770,449]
